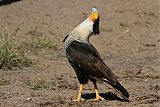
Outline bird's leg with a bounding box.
[93,82,105,101]
[72,84,84,102]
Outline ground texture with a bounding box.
[0,0,160,107]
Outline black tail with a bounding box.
[109,80,129,100]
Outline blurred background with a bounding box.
[0,0,159,107]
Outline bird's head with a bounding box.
[77,8,100,36]
[89,8,100,35]
[64,8,100,43]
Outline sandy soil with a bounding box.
[0,0,160,107]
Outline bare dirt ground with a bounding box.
[0,0,160,107]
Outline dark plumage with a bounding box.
[63,8,129,102]
[66,40,129,99]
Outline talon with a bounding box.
[93,82,105,101]
[73,84,84,102]
[72,98,85,102]
[94,95,105,101]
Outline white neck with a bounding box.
[71,18,93,41]
[64,17,94,49]
[78,18,93,37]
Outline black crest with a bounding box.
[93,16,100,35]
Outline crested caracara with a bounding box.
[63,8,129,102]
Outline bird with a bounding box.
[63,8,129,102]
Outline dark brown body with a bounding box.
[66,40,129,98]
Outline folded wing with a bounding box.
[66,40,117,85]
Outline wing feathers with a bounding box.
[66,40,116,85]
[94,60,116,85]
[66,40,129,98]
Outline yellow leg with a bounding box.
[72,84,84,102]
[93,82,105,101]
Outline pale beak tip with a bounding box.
[92,8,98,13]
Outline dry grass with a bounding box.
[0,29,32,69]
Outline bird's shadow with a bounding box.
[0,0,22,6]
[81,92,129,102]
